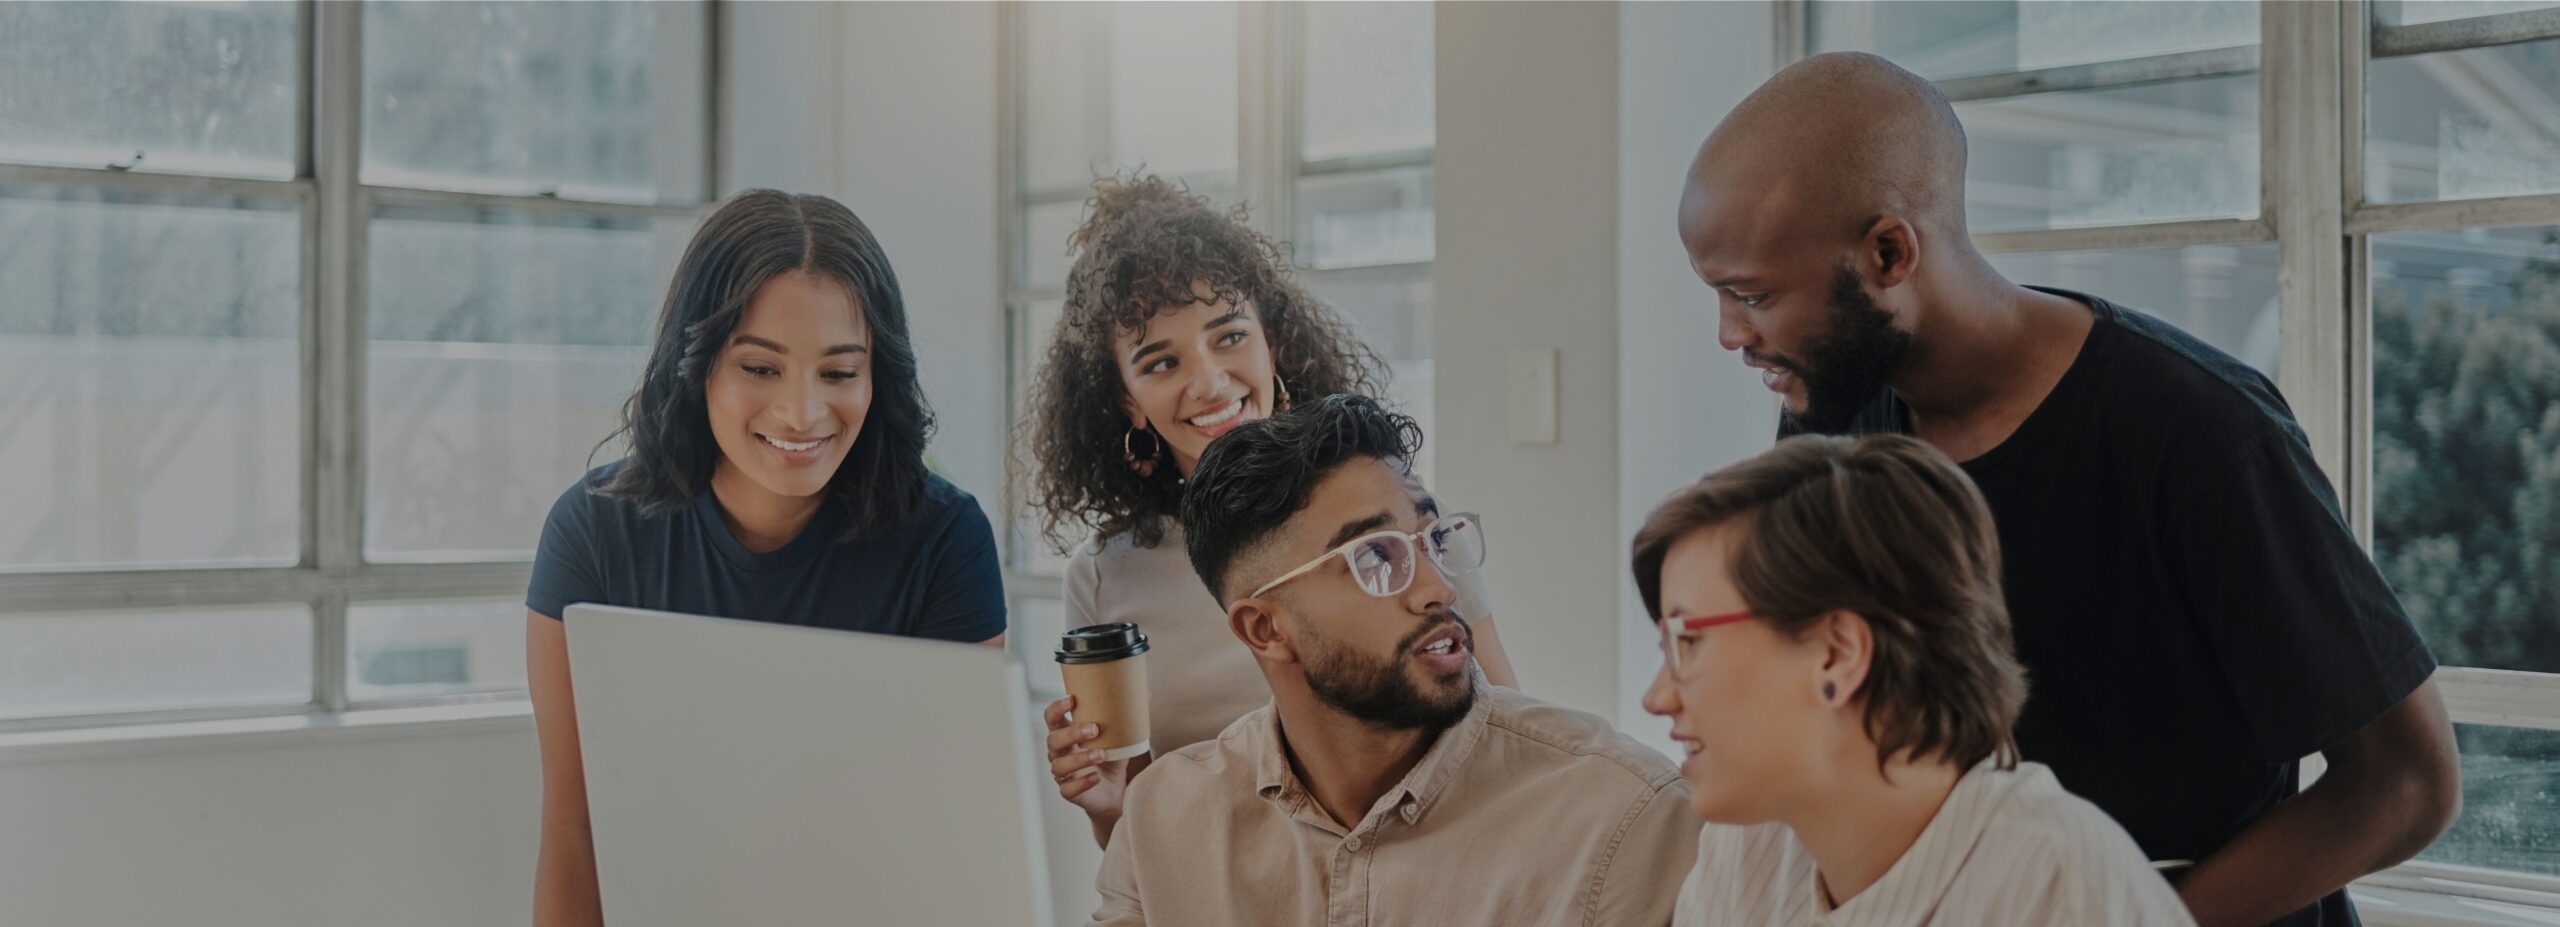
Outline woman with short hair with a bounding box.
[1636,434,2192,926]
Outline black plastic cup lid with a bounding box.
[1056,622,1151,664]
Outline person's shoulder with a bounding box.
[914,471,983,520]
[1128,705,1268,809]
[877,472,994,545]
[2080,293,2302,446]
[1479,686,1684,789]
[1974,762,2158,875]
[545,460,642,528]
[1961,762,2196,923]
[1080,522,1185,578]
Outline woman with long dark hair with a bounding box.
[1021,176,1518,848]
[526,190,1005,926]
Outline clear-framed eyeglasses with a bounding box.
[1251,513,1488,599]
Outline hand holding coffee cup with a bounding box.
[1047,624,1153,841]
[1055,623,1153,761]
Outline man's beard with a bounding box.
[1766,267,1915,434]
[1298,613,1477,733]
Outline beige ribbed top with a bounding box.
[1064,523,1271,758]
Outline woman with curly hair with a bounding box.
[1022,176,1519,847]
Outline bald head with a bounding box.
[1677,53,1979,434]
[1684,52,1970,251]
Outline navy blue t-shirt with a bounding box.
[527,462,1007,643]
[1783,288,2434,927]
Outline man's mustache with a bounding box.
[1395,611,1473,657]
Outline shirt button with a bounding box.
[1345,837,1363,852]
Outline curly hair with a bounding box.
[1021,175,1386,552]
[593,189,936,540]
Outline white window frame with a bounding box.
[1786,0,2560,916]
[994,3,1436,692]
[0,1,719,732]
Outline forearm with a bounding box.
[534,816,604,927]
[2176,769,2442,927]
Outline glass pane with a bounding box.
[1985,243,2282,376]
[1812,0,2257,83]
[1303,271,1432,363]
[2419,725,2560,875]
[1393,357,1436,492]
[2376,1,2560,28]
[348,600,529,702]
[0,186,300,570]
[2371,225,2560,674]
[0,2,297,178]
[1108,3,1238,187]
[1289,275,1434,484]
[1022,200,1087,293]
[1960,74,2260,233]
[1302,2,1434,162]
[363,1,707,203]
[0,605,310,721]
[2365,38,2560,204]
[1013,299,1081,579]
[365,206,682,562]
[1022,1,1109,195]
[1295,167,1434,271]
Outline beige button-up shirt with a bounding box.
[1087,685,1700,927]
[1672,759,2197,927]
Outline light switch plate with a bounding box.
[1509,349,1559,446]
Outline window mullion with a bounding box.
[311,0,365,713]
[1238,2,1293,242]
[2264,0,2351,494]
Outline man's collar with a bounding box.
[1251,681,1497,831]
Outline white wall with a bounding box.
[1613,0,1782,745]
[826,3,1006,516]
[1436,0,1624,721]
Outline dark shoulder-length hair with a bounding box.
[593,188,936,539]
[1020,175,1386,552]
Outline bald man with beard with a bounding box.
[1674,52,2459,927]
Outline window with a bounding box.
[2361,1,2560,906]
[1807,0,2560,909]
[0,2,713,729]
[999,4,1440,673]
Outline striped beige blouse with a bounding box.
[1673,759,2196,927]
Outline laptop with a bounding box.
[564,604,1055,926]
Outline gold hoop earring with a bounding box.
[1123,425,1164,478]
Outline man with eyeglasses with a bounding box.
[1080,394,1699,927]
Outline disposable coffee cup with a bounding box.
[1056,623,1152,762]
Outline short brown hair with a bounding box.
[1631,434,2025,771]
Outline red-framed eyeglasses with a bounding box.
[1660,610,1755,680]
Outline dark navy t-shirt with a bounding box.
[527,462,1007,643]
[1782,288,2434,927]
